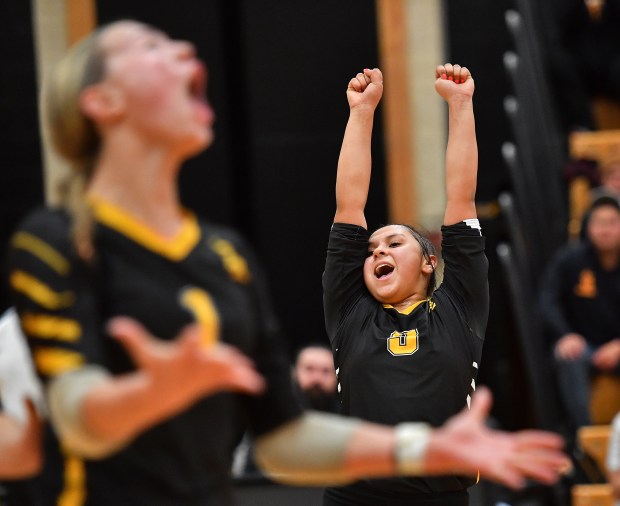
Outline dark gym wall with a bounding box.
[0,1,44,311]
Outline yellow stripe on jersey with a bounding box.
[209,238,251,284]
[33,348,84,376]
[180,287,220,348]
[10,270,75,309]
[90,197,201,261]
[21,313,81,342]
[382,298,428,315]
[58,448,86,506]
[12,231,71,275]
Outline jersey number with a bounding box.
[180,287,220,348]
[387,329,419,356]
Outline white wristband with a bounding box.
[394,422,432,475]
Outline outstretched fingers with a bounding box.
[209,343,266,395]
[108,316,159,368]
[468,386,493,422]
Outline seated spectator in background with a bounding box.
[293,344,338,413]
[540,197,620,434]
[609,411,620,500]
[233,344,339,476]
[541,0,620,132]
[591,159,620,204]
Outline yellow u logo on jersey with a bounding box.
[387,329,419,356]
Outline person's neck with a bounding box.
[390,292,428,313]
[87,136,185,237]
[597,248,620,271]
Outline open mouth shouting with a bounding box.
[375,263,395,280]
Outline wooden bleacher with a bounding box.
[570,129,620,166]
[568,129,620,239]
[572,425,615,506]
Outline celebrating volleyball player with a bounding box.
[322,65,490,505]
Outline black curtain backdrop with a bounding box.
[0,1,44,310]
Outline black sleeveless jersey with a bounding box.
[7,200,302,506]
[323,221,488,502]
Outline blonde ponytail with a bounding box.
[42,27,106,261]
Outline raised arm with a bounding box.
[435,64,478,226]
[334,68,383,228]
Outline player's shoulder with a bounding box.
[11,206,72,251]
[200,220,249,249]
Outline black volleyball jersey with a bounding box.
[7,200,302,506]
[323,221,488,499]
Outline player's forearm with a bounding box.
[254,412,432,485]
[334,107,375,227]
[48,366,201,459]
[342,422,396,477]
[444,97,478,225]
[82,370,197,444]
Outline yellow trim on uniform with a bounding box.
[10,270,75,310]
[12,231,70,275]
[382,298,429,315]
[58,447,86,506]
[209,237,251,284]
[33,348,84,376]
[21,313,81,342]
[180,287,221,348]
[89,197,201,261]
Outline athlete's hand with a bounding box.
[0,399,42,478]
[554,333,587,361]
[434,63,474,102]
[592,338,620,371]
[109,317,265,404]
[346,68,383,112]
[425,387,568,489]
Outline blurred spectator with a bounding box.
[609,411,620,499]
[293,344,338,413]
[540,197,620,433]
[232,344,338,478]
[542,0,620,132]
